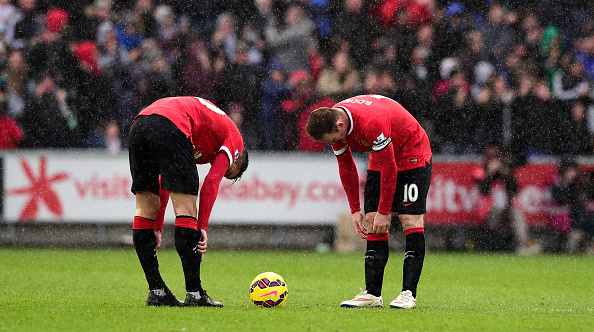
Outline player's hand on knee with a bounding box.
[154,229,162,251]
[352,211,367,239]
[372,212,391,234]
[197,228,208,261]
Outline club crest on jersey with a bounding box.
[356,138,371,147]
[234,149,240,162]
[372,133,391,151]
[194,151,202,159]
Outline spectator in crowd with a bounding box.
[132,0,157,37]
[369,37,404,85]
[143,44,179,100]
[412,24,440,86]
[542,25,564,86]
[331,0,381,70]
[97,27,125,72]
[0,0,17,31]
[211,12,238,64]
[115,12,146,55]
[115,76,153,146]
[18,72,79,148]
[181,37,222,102]
[511,75,565,158]
[519,11,547,76]
[575,33,594,82]
[316,49,361,101]
[472,145,539,254]
[88,0,115,49]
[263,3,315,74]
[153,4,179,51]
[431,57,462,103]
[218,41,262,149]
[491,75,516,148]
[550,158,594,253]
[281,70,333,152]
[3,49,28,119]
[360,67,397,101]
[0,90,24,149]
[472,62,504,150]
[8,0,45,49]
[480,2,515,69]
[435,1,471,60]
[259,59,287,151]
[404,47,432,122]
[237,19,265,68]
[458,30,489,81]
[560,101,592,156]
[434,69,477,155]
[552,53,591,110]
[85,119,123,154]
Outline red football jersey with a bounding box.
[330,94,432,215]
[136,96,244,229]
[137,96,244,165]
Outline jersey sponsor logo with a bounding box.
[409,158,418,163]
[234,149,240,162]
[403,202,414,207]
[372,133,391,152]
[194,151,202,159]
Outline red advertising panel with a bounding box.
[425,161,560,226]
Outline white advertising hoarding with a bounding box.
[2,151,366,225]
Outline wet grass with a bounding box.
[1,248,592,331]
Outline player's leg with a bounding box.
[364,212,390,299]
[129,115,183,306]
[389,161,431,309]
[389,214,424,309]
[157,123,223,307]
[133,191,182,306]
[169,192,223,307]
[133,191,162,291]
[341,170,386,308]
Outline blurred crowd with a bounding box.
[0,0,593,161]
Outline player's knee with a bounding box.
[365,212,376,229]
[400,214,423,230]
[135,192,161,219]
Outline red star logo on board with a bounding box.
[5,157,69,221]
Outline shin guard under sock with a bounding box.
[365,238,389,297]
[175,225,203,293]
[402,229,425,298]
[133,229,166,290]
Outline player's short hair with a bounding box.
[305,107,339,141]
[231,149,249,183]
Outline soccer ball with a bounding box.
[249,272,288,307]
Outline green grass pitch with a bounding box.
[1,248,592,331]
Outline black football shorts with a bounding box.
[364,159,432,215]
[129,114,199,196]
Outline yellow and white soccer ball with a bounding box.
[249,272,288,307]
